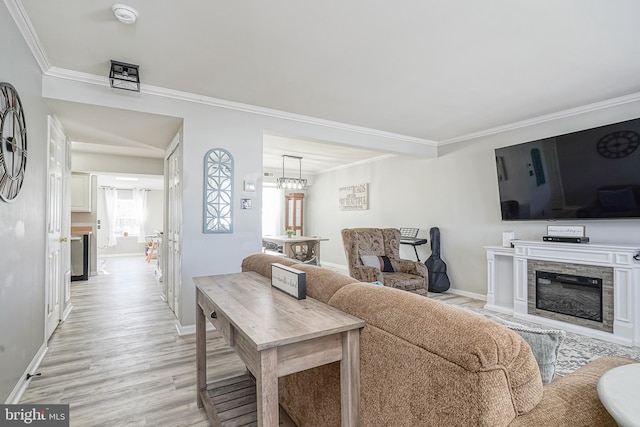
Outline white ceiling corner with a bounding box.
[10,0,640,170]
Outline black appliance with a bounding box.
[495,117,640,220]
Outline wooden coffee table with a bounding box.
[597,363,640,426]
[194,271,364,426]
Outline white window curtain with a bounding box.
[103,187,119,247]
[262,185,282,236]
[132,189,149,243]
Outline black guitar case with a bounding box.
[425,227,451,292]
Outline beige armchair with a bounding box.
[341,227,428,293]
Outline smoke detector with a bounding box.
[112,4,139,24]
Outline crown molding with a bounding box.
[323,154,396,174]
[46,66,107,86]
[440,91,640,146]
[142,84,439,148]
[263,153,396,176]
[46,66,640,150]
[44,68,438,149]
[5,0,50,72]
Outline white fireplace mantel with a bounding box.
[485,240,640,347]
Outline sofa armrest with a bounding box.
[509,356,638,426]
[351,265,383,282]
[396,259,428,277]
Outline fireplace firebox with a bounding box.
[535,271,603,322]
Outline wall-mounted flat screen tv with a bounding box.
[495,117,640,220]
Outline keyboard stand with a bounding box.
[400,238,428,262]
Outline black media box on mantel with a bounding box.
[543,236,590,243]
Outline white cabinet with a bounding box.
[71,173,91,212]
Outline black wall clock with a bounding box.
[596,130,639,159]
[0,82,27,202]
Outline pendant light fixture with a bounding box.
[276,155,308,190]
[109,60,141,92]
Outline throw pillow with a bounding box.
[360,255,395,272]
[487,315,566,384]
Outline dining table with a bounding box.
[262,235,329,264]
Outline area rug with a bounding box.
[467,308,640,376]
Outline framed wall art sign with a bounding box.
[271,263,306,299]
[339,183,369,211]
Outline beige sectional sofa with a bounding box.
[241,253,637,426]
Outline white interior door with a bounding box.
[45,116,70,341]
[166,144,181,317]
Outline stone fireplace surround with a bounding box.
[527,260,613,333]
[485,241,640,347]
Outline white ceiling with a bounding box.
[49,99,182,159]
[15,0,640,172]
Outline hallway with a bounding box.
[20,256,245,426]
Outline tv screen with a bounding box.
[495,117,640,220]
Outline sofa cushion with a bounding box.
[290,263,360,304]
[241,253,299,277]
[327,284,543,417]
[487,315,565,384]
[509,356,637,426]
[382,272,424,291]
[242,254,359,304]
[360,255,395,272]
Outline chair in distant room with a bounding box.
[262,240,283,254]
[341,227,428,293]
[290,240,319,265]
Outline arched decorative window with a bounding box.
[203,148,233,233]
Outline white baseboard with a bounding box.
[62,304,73,322]
[174,320,215,336]
[319,261,348,273]
[446,288,487,301]
[5,343,48,404]
[484,304,514,316]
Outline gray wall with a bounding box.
[306,106,640,297]
[0,3,52,401]
[40,73,431,330]
[42,70,640,326]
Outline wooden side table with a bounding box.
[597,363,640,426]
[195,272,364,426]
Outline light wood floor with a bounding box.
[21,256,484,426]
[21,256,246,426]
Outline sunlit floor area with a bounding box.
[21,256,245,426]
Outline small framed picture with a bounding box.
[271,263,306,299]
[241,198,252,209]
[243,180,256,192]
[547,225,585,237]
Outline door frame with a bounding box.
[164,133,181,318]
[44,115,71,341]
